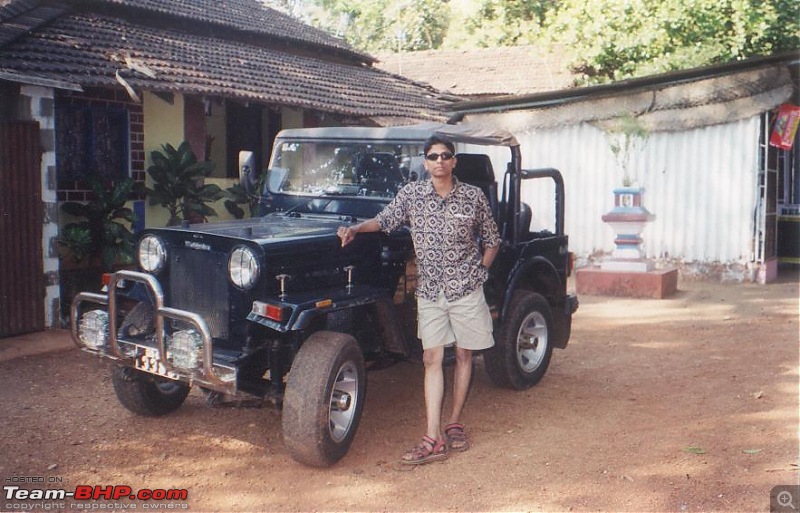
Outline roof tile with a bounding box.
[92,0,370,61]
[0,11,452,120]
[375,46,576,98]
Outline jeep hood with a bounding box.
[159,214,343,243]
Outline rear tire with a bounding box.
[282,331,365,467]
[484,291,553,390]
[112,366,190,416]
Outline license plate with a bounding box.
[134,346,179,380]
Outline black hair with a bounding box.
[423,134,455,156]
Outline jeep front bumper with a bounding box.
[70,270,237,395]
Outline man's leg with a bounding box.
[423,346,445,439]
[447,347,472,426]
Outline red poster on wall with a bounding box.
[770,103,800,150]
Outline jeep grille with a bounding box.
[169,248,229,339]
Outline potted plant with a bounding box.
[605,114,649,188]
[59,174,137,315]
[59,174,137,271]
[224,172,267,219]
[145,142,224,226]
[600,115,655,269]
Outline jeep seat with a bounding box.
[453,153,498,220]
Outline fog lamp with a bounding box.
[168,329,203,370]
[213,364,237,383]
[79,310,109,350]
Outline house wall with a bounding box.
[466,117,762,281]
[16,85,60,327]
[203,104,309,223]
[207,100,227,177]
[141,94,315,227]
[0,81,19,120]
[142,91,186,227]
[56,89,146,201]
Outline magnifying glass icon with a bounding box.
[778,490,796,509]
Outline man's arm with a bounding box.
[482,244,499,269]
[337,219,381,247]
[338,184,411,246]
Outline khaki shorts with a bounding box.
[417,287,495,351]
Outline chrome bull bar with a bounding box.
[70,270,236,394]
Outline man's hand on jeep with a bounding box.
[338,219,381,246]
[338,226,356,247]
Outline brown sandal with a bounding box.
[401,435,447,465]
[444,423,470,452]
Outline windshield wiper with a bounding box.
[282,193,345,217]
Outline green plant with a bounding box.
[59,174,136,271]
[146,142,224,226]
[224,173,266,219]
[604,114,649,187]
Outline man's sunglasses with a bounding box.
[425,152,455,162]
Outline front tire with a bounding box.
[484,291,554,390]
[111,366,191,416]
[282,331,366,467]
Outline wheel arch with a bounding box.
[500,256,570,349]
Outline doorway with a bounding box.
[0,121,45,337]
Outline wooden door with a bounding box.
[0,121,44,337]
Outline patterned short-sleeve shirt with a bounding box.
[375,177,501,302]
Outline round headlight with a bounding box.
[138,235,166,273]
[229,246,260,289]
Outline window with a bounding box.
[56,101,129,183]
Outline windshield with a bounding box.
[267,140,426,199]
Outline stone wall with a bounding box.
[18,85,60,328]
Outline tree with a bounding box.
[281,0,798,81]
[303,0,450,52]
[446,0,557,48]
[543,0,800,83]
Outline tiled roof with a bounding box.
[0,2,454,121]
[89,0,371,62]
[0,0,66,46]
[375,46,576,98]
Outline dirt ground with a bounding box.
[1,274,798,512]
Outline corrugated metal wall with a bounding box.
[466,116,761,265]
[0,121,45,337]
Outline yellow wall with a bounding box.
[142,93,238,225]
[142,91,185,227]
[141,95,314,226]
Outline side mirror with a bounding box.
[239,150,257,195]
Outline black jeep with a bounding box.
[71,123,578,467]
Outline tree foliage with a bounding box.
[294,0,798,83]
[304,0,449,52]
[446,0,557,48]
[544,0,800,83]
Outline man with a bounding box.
[337,134,500,465]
